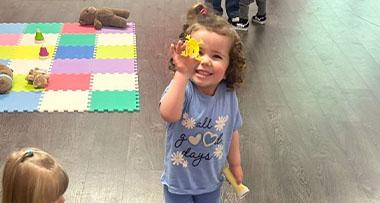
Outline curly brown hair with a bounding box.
[169,3,246,90]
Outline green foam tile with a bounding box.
[89,90,140,112]
[24,23,63,34]
[59,34,96,46]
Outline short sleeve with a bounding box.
[159,80,192,108]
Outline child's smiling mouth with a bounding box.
[196,70,212,76]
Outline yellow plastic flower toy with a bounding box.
[181,35,203,61]
[223,167,250,199]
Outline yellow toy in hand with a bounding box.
[223,167,250,199]
[181,35,203,61]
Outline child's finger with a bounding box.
[176,40,183,54]
[236,178,242,185]
[170,44,176,55]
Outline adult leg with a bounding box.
[225,0,240,19]
[163,185,193,203]
[239,0,255,19]
[255,0,266,16]
[193,186,221,203]
[205,0,223,16]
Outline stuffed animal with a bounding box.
[25,68,49,89]
[79,6,130,30]
[0,63,13,94]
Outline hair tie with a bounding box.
[200,8,208,15]
[24,149,34,156]
[21,149,34,162]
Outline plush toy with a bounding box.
[0,63,13,94]
[25,68,49,89]
[79,6,130,30]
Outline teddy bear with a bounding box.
[25,68,49,89]
[79,6,130,30]
[0,63,13,94]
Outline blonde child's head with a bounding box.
[2,147,69,203]
[170,2,246,90]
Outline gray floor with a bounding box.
[1,0,380,202]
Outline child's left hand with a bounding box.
[229,165,244,185]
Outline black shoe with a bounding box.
[235,18,249,31]
[228,17,241,29]
[251,15,266,25]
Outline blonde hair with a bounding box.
[170,2,247,90]
[2,147,69,203]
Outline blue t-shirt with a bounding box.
[160,80,242,195]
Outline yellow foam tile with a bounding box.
[12,45,55,59]
[38,90,90,112]
[18,34,60,46]
[91,73,138,91]
[9,59,52,74]
[0,46,15,59]
[11,74,44,92]
[95,45,136,59]
[97,33,135,46]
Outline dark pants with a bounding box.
[205,0,240,18]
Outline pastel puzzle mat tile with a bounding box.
[0,22,139,113]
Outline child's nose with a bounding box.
[201,55,211,66]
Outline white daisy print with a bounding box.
[182,160,188,168]
[183,113,189,119]
[171,151,184,166]
[181,112,196,129]
[214,115,229,131]
[185,117,196,129]
[213,144,224,160]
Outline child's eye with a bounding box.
[199,51,204,56]
[213,55,222,59]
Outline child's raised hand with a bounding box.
[170,40,200,76]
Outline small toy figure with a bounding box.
[223,167,250,199]
[35,28,44,43]
[39,44,49,59]
[181,34,203,61]
[25,67,49,89]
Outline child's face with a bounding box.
[190,29,231,96]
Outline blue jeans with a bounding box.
[205,0,240,18]
[164,185,221,203]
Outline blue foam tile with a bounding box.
[55,46,95,59]
[0,23,27,34]
[0,91,42,112]
[0,59,10,66]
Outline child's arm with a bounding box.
[160,40,200,122]
[227,130,243,185]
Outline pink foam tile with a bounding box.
[90,73,138,91]
[9,59,52,74]
[45,74,92,91]
[61,23,97,34]
[38,90,90,112]
[0,34,21,45]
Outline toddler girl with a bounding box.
[160,3,247,202]
[2,147,69,203]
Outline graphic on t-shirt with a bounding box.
[170,112,229,167]
[215,115,229,131]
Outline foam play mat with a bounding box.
[0,22,139,112]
